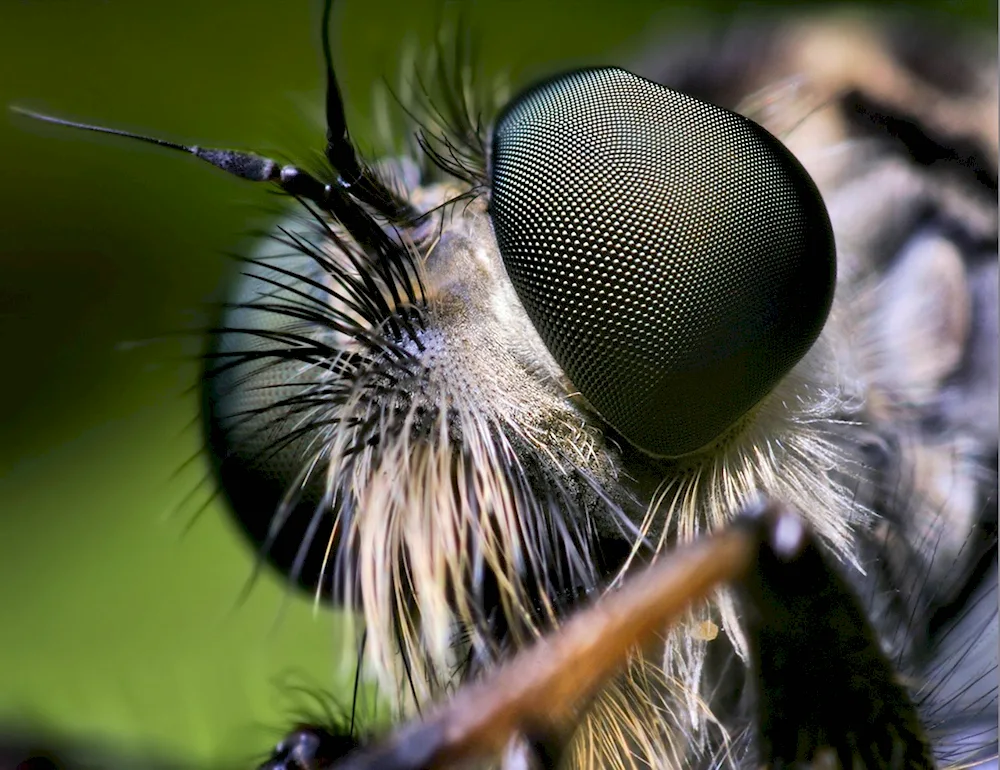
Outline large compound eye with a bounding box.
[489,67,836,458]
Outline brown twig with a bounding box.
[331,498,793,770]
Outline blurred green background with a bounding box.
[0,0,992,767]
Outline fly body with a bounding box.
[5,3,997,769]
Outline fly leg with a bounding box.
[257,497,938,770]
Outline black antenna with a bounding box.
[9,104,425,343]
[322,0,358,180]
[320,0,417,221]
[10,104,337,204]
[10,1,430,341]
[12,3,422,223]
[11,106,281,183]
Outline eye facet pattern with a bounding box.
[489,67,837,457]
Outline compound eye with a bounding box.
[489,67,836,457]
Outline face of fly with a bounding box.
[4,1,997,769]
[0,1,751,762]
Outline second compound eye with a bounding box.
[488,67,836,458]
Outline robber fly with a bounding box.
[6,1,997,768]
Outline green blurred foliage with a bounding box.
[0,0,992,766]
